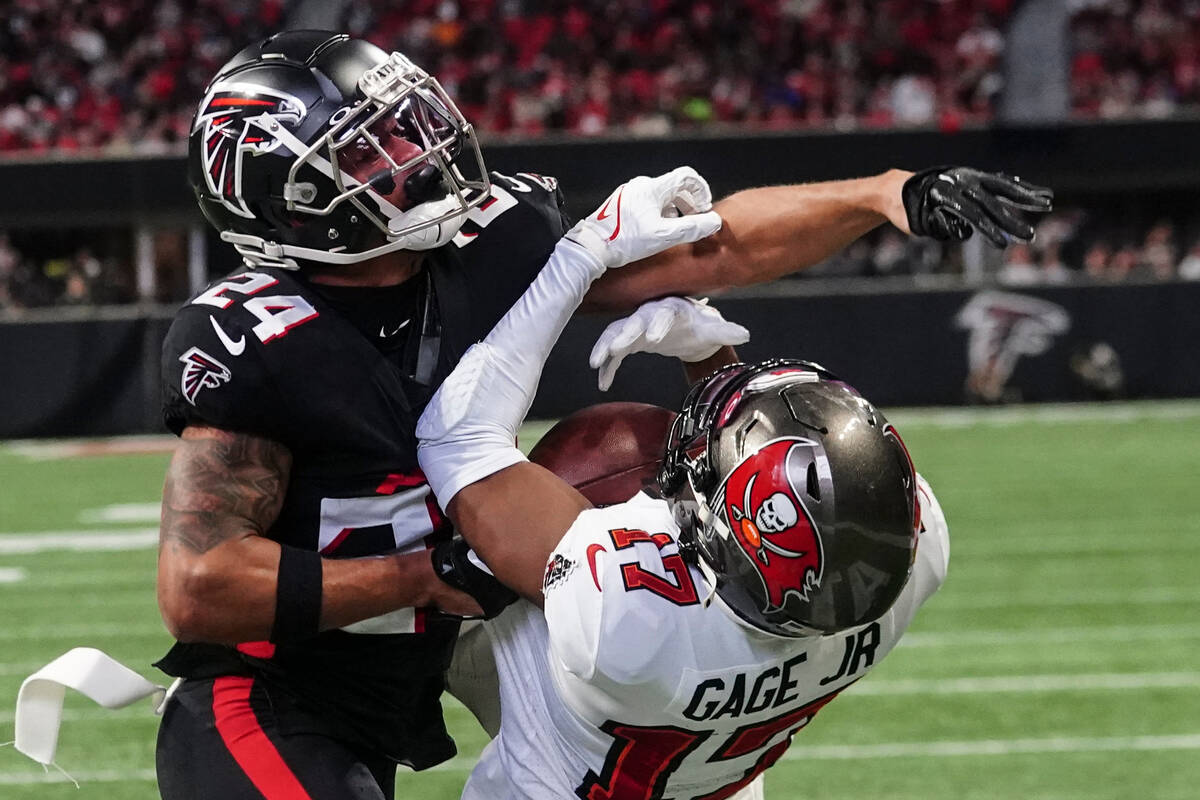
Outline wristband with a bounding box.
[270,545,323,642]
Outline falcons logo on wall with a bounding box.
[955,290,1070,403]
[179,347,231,405]
[193,81,307,218]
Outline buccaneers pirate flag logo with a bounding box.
[193,81,308,219]
[720,438,824,609]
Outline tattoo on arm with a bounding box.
[161,427,292,555]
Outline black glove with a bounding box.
[430,537,517,620]
[902,166,1053,248]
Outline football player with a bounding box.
[155,29,1039,800]
[416,171,949,800]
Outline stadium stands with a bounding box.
[2,0,1200,309]
[3,0,1015,154]
[1070,0,1200,120]
[3,0,1198,157]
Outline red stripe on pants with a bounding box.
[212,676,312,800]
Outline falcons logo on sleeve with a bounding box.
[193,81,308,218]
[179,347,232,405]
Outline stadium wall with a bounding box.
[3,280,1197,438]
[4,122,1199,437]
[4,119,1200,228]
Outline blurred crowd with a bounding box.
[5,207,1200,311]
[3,0,1200,309]
[4,0,1200,155]
[341,0,1011,136]
[799,205,1200,284]
[2,0,1015,154]
[0,229,190,309]
[1070,0,1200,120]
[0,233,131,307]
[0,0,285,154]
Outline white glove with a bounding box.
[589,297,750,391]
[418,168,722,508]
[566,166,723,270]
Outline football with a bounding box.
[528,402,677,506]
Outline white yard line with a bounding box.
[3,670,1191,728]
[955,533,1200,556]
[0,529,159,554]
[939,586,1200,609]
[77,503,162,525]
[887,399,1200,428]
[0,707,152,724]
[7,732,1200,785]
[0,623,167,641]
[851,672,1200,695]
[0,568,26,584]
[901,624,1200,648]
[781,733,1200,761]
[0,768,158,785]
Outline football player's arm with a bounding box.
[684,345,740,384]
[445,463,590,606]
[156,425,480,644]
[581,168,1053,311]
[419,169,723,605]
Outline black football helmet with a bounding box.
[187,30,490,268]
[659,360,921,638]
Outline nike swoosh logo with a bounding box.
[379,319,411,338]
[596,193,616,221]
[603,188,623,241]
[586,543,606,591]
[209,316,246,357]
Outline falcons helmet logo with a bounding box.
[193,81,308,219]
[179,347,231,405]
[720,438,824,609]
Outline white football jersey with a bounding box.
[462,476,948,800]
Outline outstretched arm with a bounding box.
[582,167,1053,311]
[418,168,724,606]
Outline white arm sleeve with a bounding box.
[418,168,722,508]
[417,238,605,508]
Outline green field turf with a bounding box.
[1,400,1198,799]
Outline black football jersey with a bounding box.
[156,172,571,766]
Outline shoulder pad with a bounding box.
[161,268,319,436]
[450,171,569,250]
[544,501,684,684]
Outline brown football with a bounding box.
[528,402,677,506]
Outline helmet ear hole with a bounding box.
[805,461,821,502]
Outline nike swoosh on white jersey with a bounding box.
[379,319,412,338]
[209,315,246,356]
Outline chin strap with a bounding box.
[220,190,469,269]
[385,194,468,250]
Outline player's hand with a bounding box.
[590,297,749,391]
[430,537,517,619]
[901,166,1053,247]
[565,166,723,269]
